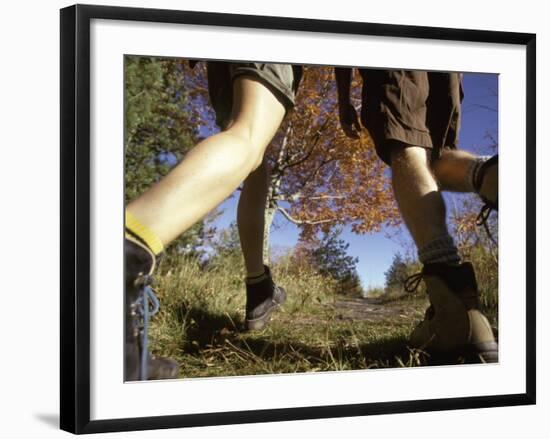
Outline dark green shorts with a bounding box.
[359,69,463,165]
[206,62,302,129]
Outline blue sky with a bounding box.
[210,72,498,289]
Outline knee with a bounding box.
[243,140,264,172]
[225,125,265,171]
[249,154,265,172]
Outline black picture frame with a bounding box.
[60,3,536,434]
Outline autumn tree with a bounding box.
[260,66,400,261]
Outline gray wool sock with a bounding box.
[418,235,461,266]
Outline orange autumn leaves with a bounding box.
[263,66,401,240]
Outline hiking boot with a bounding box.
[245,266,287,331]
[125,235,179,381]
[407,262,498,363]
[474,155,498,243]
[474,154,498,209]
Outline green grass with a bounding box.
[147,254,498,379]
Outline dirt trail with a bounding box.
[331,296,428,323]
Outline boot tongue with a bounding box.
[424,262,480,310]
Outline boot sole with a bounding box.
[420,341,499,366]
[464,341,499,364]
[246,305,279,331]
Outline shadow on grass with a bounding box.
[177,303,244,352]
[175,303,487,372]
[240,335,425,370]
[176,304,422,370]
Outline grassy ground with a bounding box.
[148,254,498,379]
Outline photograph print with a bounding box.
[124,57,499,382]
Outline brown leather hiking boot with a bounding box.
[125,236,179,381]
[407,262,498,363]
[475,154,498,209]
[474,155,498,242]
[245,266,287,331]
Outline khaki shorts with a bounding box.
[359,69,463,165]
[206,62,302,129]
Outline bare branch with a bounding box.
[280,194,344,202]
[275,124,292,169]
[281,118,330,170]
[468,103,497,113]
[293,157,339,195]
[276,206,336,225]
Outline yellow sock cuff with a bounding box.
[125,211,164,255]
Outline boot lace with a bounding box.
[404,271,435,320]
[404,272,423,293]
[131,275,161,380]
[476,203,497,246]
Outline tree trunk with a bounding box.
[262,123,290,265]
[263,206,276,265]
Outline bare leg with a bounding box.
[432,149,482,192]
[236,152,285,331]
[237,159,269,276]
[433,149,498,210]
[393,145,497,358]
[127,77,285,246]
[390,144,449,249]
